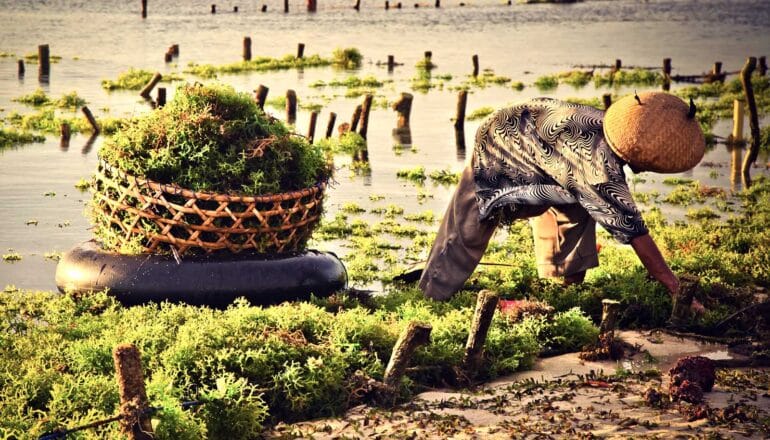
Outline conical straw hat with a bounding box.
[603,91,705,173]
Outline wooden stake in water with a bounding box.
[170,44,179,56]
[359,94,373,140]
[731,99,744,144]
[261,5,267,12]
[387,55,395,71]
[17,59,24,78]
[284,0,289,13]
[454,90,467,131]
[113,344,154,440]
[354,0,360,10]
[350,104,362,133]
[141,0,147,18]
[234,5,238,12]
[139,72,162,99]
[435,0,440,7]
[82,106,100,134]
[255,85,269,110]
[297,43,305,59]
[243,37,252,61]
[662,57,672,91]
[759,56,767,76]
[211,4,216,13]
[61,122,71,142]
[472,54,479,77]
[38,44,50,81]
[385,0,389,9]
[307,0,316,12]
[325,112,337,138]
[383,322,432,388]
[286,89,297,124]
[308,111,318,143]
[462,290,499,376]
[164,51,172,63]
[712,61,722,78]
[392,92,413,129]
[740,57,760,188]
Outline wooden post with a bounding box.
[614,58,622,72]
[472,54,479,77]
[350,104,362,133]
[424,50,432,66]
[307,111,318,143]
[662,57,672,91]
[38,44,50,81]
[396,2,402,8]
[211,4,216,13]
[712,61,722,77]
[139,72,162,99]
[354,0,360,10]
[81,106,100,134]
[359,94,373,140]
[234,5,238,12]
[599,299,620,335]
[286,89,297,124]
[454,90,467,131]
[385,0,389,9]
[731,99,744,143]
[602,93,612,110]
[284,0,289,12]
[17,60,24,77]
[261,5,267,12]
[325,112,337,138]
[171,44,179,56]
[435,0,440,7]
[307,0,316,12]
[462,290,499,375]
[164,51,172,63]
[759,56,767,76]
[297,43,305,59]
[243,37,252,61]
[383,322,432,388]
[392,92,413,129]
[387,55,395,72]
[740,57,760,188]
[141,0,147,17]
[156,88,166,108]
[113,344,154,440]
[255,85,269,110]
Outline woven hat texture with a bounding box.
[603,91,705,173]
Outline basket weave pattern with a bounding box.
[92,161,325,255]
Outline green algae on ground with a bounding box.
[317,131,367,156]
[396,165,427,183]
[5,108,127,136]
[428,168,460,185]
[593,68,663,87]
[0,287,598,438]
[101,68,184,90]
[13,88,50,106]
[331,48,363,69]
[467,106,495,121]
[13,89,87,110]
[2,251,22,261]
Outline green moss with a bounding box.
[396,166,426,183]
[98,83,331,194]
[466,106,495,121]
[317,131,367,156]
[0,127,45,149]
[54,91,87,110]
[331,48,363,69]
[13,88,51,106]
[593,68,663,87]
[101,68,183,91]
[558,70,593,88]
[428,168,460,185]
[533,75,558,90]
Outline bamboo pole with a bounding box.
[307,111,318,143]
[350,104,362,132]
[243,37,252,61]
[156,88,166,108]
[81,106,100,134]
[740,57,760,188]
[731,99,744,143]
[286,89,297,124]
[325,112,337,138]
[461,290,499,375]
[359,94,373,140]
[255,85,269,110]
[38,44,50,81]
[392,92,413,129]
[139,72,162,99]
[113,344,154,440]
[383,322,432,388]
[602,93,612,110]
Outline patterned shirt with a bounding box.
[472,98,648,244]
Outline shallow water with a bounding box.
[1,0,769,290]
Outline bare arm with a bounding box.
[630,233,679,295]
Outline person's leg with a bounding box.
[419,166,499,300]
[530,204,599,283]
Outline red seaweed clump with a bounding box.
[668,356,716,404]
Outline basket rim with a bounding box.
[97,159,327,203]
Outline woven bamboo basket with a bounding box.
[91,160,326,255]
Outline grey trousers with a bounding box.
[419,166,599,300]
